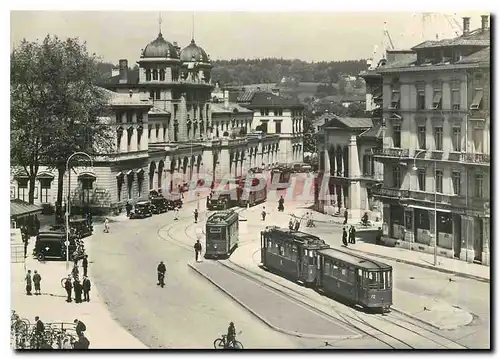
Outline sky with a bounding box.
[10,10,488,64]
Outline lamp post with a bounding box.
[66,152,93,271]
[412,149,437,266]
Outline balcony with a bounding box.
[372,186,408,199]
[406,190,451,205]
[430,150,444,160]
[360,173,384,182]
[451,196,490,212]
[462,153,490,165]
[372,148,410,158]
[448,151,462,161]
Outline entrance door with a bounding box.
[453,215,462,258]
[474,218,483,262]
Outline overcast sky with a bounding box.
[10,11,487,64]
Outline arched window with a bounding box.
[159,69,165,81]
[153,69,158,80]
[146,69,151,81]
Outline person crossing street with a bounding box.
[194,239,202,262]
[157,261,166,288]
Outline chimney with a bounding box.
[119,59,128,84]
[463,17,470,36]
[481,15,489,32]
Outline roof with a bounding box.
[180,39,209,62]
[207,209,239,224]
[10,199,42,219]
[210,102,252,114]
[142,32,179,59]
[377,54,418,70]
[320,114,373,129]
[359,123,383,140]
[237,91,304,108]
[100,88,152,108]
[456,46,490,64]
[321,94,365,103]
[148,107,171,116]
[318,247,392,270]
[411,28,490,49]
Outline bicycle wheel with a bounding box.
[61,277,68,289]
[233,341,244,349]
[213,338,224,349]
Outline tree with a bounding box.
[303,109,317,154]
[11,35,113,215]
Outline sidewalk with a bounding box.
[302,208,490,283]
[11,232,147,349]
[229,241,473,331]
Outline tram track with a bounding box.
[155,207,468,349]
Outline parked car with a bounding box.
[34,230,78,261]
[150,196,168,214]
[130,200,153,219]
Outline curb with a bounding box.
[389,307,471,331]
[188,263,362,341]
[347,247,490,283]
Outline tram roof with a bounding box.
[318,248,392,271]
[207,209,239,224]
[264,227,327,246]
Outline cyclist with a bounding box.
[226,322,236,348]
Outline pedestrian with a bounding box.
[174,208,179,221]
[157,261,166,288]
[376,227,383,245]
[125,201,132,217]
[194,239,202,262]
[104,218,110,233]
[350,225,356,244]
[294,218,300,231]
[25,269,32,295]
[278,196,284,212]
[342,227,348,247]
[82,276,91,302]
[74,319,87,337]
[33,270,42,295]
[343,209,348,225]
[72,264,79,281]
[63,275,73,302]
[82,255,88,277]
[33,316,45,349]
[73,332,90,349]
[74,279,83,303]
[194,209,199,223]
[288,217,294,230]
[23,235,29,258]
[261,207,267,221]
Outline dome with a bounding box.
[142,33,179,59]
[180,39,209,63]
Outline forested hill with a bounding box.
[210,58,367,86]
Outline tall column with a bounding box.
[347,135,362,222]
[339,185,345,210]
[158,125,165,142]
[338,150,344,177]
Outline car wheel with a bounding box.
[36,253,45,262]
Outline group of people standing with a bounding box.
[342,225,357,246]
[63,255,91,303]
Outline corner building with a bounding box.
[372,16,490,265]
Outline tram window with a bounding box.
[348,268,355,281]
[341,268,347,276]
[267,239,272,248]
[304,249,308,257]
[386,271,392,288]
[324,262,330,274]
[279,245,285,256]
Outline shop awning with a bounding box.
[10,199,42,219]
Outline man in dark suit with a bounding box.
[82,276,91,302]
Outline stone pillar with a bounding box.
[339,186,345,210]
[131,128,138,152]
[338,149,344,177]
[158,124,165,142]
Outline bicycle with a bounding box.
[213,334,243,349]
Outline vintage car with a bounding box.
[69,218,93,238]
[150,196,169,214]
[130,200,153,219]
[164,193,183,210]
[34,229,78,261]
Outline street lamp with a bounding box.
[66,152,93,271]
[412,149,437,266]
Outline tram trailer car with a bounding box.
[205,209,239,259]
[260,227,329,285]
[260,227,393,312]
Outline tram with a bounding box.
[206,175,267,210]
[260,227,393,311]
[205,209,239,259]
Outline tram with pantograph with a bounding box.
[260,226,393,312]
[205,209,239,259]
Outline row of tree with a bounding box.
[11,35,113,216]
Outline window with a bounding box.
[417,91,425,110]
[431,90,442,109]
[137,126,143,148]
[275,121,281,134]
[155,124,160,139]
[389,91,400,109]
[159,69,165,81]
[392,124,401,148]
[137,173,143,197]
[127,127,133,151]
[149,90,154,100]
[363,155,373,176]
[127,174,134,200]
[80,177,93,204]
[174,125,178,142]
[470,89,484,110]
[417,169,426,191]
[146,69,151,81]
[39,178,52,203]
[16,178,28,201]
[475,174,483,197]
[126,111,133,123]
[279,245,284,256]
[473,129,483,153]
[451,127,461,152]
[260,121,268,134]
[265,108,269,116]
[417,126,426,149]
[148,125,152,139]
[452,171,461,195]
[155,89,161,100]
[260,109,265,116]
[153,69,158,80]
[435,169,443,193]
[278,109,283,116]
[392,166,401,188]
[451,89,460,110]
[273,109,278,116]
[434,126,443,151]
[116,111,123,123]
